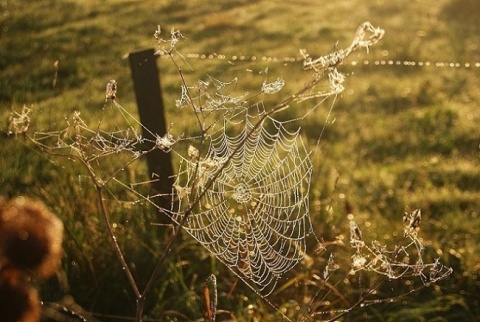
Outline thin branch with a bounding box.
[96,185,141,299]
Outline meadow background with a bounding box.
[1,0,479,320]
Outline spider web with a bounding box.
[170,111,313,296]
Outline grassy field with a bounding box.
[1,0,479,321]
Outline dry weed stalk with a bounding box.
[4,20,452,322]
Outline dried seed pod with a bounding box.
[105,79,117,100]
[203,274,217,322]
[409,209,422,232]
[349,220,362,244]
[6,106,31,136]
[0,197,63,278]
[188,145,200,160]
[323,253,336,280]
[403,209,422,235]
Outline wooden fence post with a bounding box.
[129,48,174,211]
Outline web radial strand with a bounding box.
[171,113,313,296]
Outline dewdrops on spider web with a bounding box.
[344,211,452,283]
[179,76,247,113]
[171,111,314,296]
[187,145,200,160]
[323,253,337,280]
[261,68,285,94]
[302,21,385,72]
[261,77,285,94]
[154,25,186,56]
[155,132,178,152]
[296,22,385,103]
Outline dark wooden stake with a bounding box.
[129,48,174,212]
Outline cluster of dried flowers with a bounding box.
[0,197,64,322]
[6,105,31,136]
[347,210,452,283]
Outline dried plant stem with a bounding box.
[128,54,330,322]
[29,135,146,320]
[140,25,384,315]
[95,185,141,298]
[25,22,415,322]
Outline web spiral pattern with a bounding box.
[171,114,313,295]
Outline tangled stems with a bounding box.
[22,21,387,321]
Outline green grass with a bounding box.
[1,0,479,320]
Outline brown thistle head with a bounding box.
[0,277,41,322]
[0,196,64,278]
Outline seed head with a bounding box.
[6,106,31,136]
[403,209,422,235]
[105,80,117,100]
[0,197,64,278]
[349,220,363,245]
[0,277,40,322]
[188,145,200,160]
